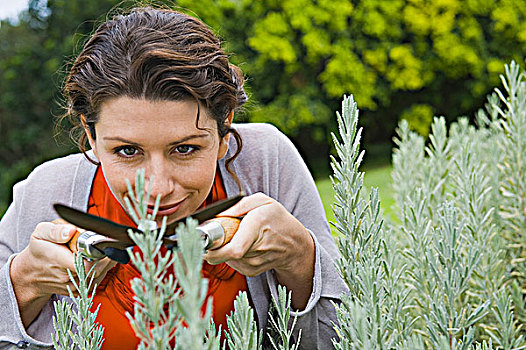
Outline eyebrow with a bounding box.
[103,134,210,145]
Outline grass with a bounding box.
[315,163,395,236]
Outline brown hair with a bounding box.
[61,7,247,186]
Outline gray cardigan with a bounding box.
[0,123,347,349]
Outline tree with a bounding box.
[0,0,117,213]
[207,0,526,141]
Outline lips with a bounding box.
[147,198,185,217]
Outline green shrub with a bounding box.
[330,62,526,348]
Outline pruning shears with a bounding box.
[53,195,244,264]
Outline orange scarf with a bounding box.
[87,167,247,349]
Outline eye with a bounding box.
[115,146,139,157]
[174,145,198,155]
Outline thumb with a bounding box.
[33,221,78,244]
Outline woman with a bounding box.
[0,7,347,350]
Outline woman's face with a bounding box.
[87,97,230,225]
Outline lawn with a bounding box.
[315,163,395,235]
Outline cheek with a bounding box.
[176,157,218,191]
[99,163,135,204]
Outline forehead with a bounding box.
[97,97,216,134]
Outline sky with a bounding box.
[0,0,29,21]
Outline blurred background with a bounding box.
[1,0,525,217]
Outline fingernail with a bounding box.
[62,226,73,239]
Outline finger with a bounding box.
[86,261,116,293]
[217,192,273,217]
[52,218,69,225]
[226,260,270,277]
[29,224,77,272]
[83,259,98,276]
[204,213,261,263]
[93,263,116,288]
[33,222,77,244]
[64,280,81,297]
[71,259,110,294]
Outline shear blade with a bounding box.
[103,247,130,264]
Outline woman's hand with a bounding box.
[10,220,116,327]
[204,193,315,310]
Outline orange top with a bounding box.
[87,167,247,349]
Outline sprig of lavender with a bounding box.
[124,170,178,349]
[331,95,413,349]
[224,291,261,350]
[52,252,104,350]
[267,286,301,350]
[124,169,220,350]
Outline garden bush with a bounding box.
[330,61,526,349]
[54,61,526,349]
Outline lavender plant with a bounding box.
[331,60,526,348]
[224,291,261,350]
[485,289,525,349]
[386,61,526,348]
[491,62,526,309]
[170,217,221,350]
[52,252,104,350]
[124,170,220,350]
[330,95,414,349]
[267,286,301,350]
[124,171,178,349]
[123,169,298,350]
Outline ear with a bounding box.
[81,115,98,158]
[217,110,234,160]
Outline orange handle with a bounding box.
[52,218,80,253]
[203,216,242,250]
[215,216,241,246]
[67,230,82,253]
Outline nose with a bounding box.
[144,156,175,201]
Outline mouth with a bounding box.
[147,198,186,217]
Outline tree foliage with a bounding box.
[183,0,526,136]
[0,0,117,213]
[2,0,526,212]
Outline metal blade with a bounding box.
[103,247,131,264]
[53,204,139,244]
[164,194,244,235]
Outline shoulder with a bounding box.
[15,152,97,210]
[221,123,306,197]
[233,122,282,138]
[4,153,97,251]
[24,153,90,184]
[230,123,297,162]
[233,123,283,146]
